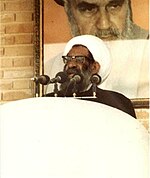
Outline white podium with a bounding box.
[0,97,149,178]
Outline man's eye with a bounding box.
[77,3,98,15]
[106,3,123,12]
[76,56,85,62]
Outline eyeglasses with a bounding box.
[62,56,90,64]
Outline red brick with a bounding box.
[15,34,32,44]
[2,90,34,101]
[0,80,12,90]
[4,45,34,56]
[1,34,32,45]
[13,57,31,67]
[5,23,34,34]
[3,68,34,79]
[12,79,31,89]
[1,58,13,68]
[1,13,15,23]
[0,2,4,12]
[1,35,15,45]
[0,25,5,34]
[4,2,34,11]
[15,12,33,22]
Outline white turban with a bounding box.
[63,35,111,83]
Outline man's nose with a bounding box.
[96,10,111,29]
[67,60,77,68]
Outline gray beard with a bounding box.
[60,71,91,95]
[67,17,133,41]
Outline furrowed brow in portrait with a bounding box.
[76,0,125,13]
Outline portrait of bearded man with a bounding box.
[43,0,149,99]
[54,0,149,40]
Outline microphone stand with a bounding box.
[92,83,97,98]
[72,82,78,98]
[90,74,101,98]
[35,81,40,97]
[53,82,58,97]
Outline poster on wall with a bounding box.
[42,0,149,102]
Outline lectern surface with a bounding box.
[0,97,148,178]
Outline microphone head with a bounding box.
[70,74,82,84]
[56,71,68,83]
[38,75,50,85]
[73,75,82,83]
[90,74,101,85]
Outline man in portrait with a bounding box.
[54,0,149,40]
[43,0,149,99]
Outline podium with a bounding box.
[0,97,148,178]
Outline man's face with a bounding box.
[61,45,94,92]
[67,0,128,40]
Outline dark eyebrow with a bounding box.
[77,1,98,9]
[108,0,125,6]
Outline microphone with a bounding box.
[31,75,50,85]
[69,74,82,97]
[90,74,101,98]
[90,74,101,85]
[50,71,68,83]
[69,74,82,84]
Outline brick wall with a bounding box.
[0,0,35,103]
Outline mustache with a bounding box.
[65,67,81,76]
[96,28,120,37]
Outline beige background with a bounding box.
[44,0,149,43]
